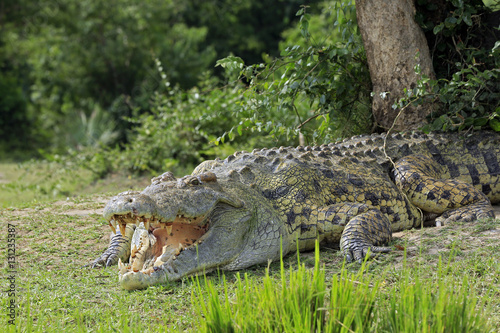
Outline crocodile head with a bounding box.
[102,171,279,290]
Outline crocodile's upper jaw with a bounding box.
[108,211,208,241]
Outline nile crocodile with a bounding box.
[90,131,500,290]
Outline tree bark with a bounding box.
[356,0,435,131]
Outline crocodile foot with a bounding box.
[87,226,134,268]
[342,241,392,263]
[435,199,495,226]
[340,208,392,263]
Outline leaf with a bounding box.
[444,17,457,28]
[473,118,488,127]
[489,118,500,132]
[493,41,500,52]
[319,95,326,104]
[215,56,244,70]
[463,14,472,26]
[433,23,444,34]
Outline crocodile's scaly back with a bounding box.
[193,131,499,245]
[196,131,500,202]
[90,131,500,290]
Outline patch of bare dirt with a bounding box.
[390,205,500,267]
[51,199,108,217]
[5,197,109,218]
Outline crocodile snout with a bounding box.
[103,192,157,221]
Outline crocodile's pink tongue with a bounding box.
[152,224,207,257]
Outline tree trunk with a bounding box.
[356,0,435,131]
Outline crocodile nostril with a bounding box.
[128,198,134,203]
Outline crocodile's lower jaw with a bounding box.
[118,268,151,290]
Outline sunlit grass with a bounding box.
[192,245,376,332]
[193,244,495,332]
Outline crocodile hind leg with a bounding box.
[313,202,392,263]
[89,224,135,268]
[393,154,495,225]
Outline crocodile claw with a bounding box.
[344,244,392,264]
[86,248,119,268]
[339,208,393,264]
[87,227,134,269]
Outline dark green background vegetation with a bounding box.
[1,0,499,175]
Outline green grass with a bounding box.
[1,162,499,332]
[193,246,379,332]
[380,255,492,332]
[0,162,149,208]
[193,246,494,332]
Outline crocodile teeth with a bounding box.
[119,223,126,236]
[118,258,128,275]
[130,222,151,272]
[131,244,138,257]
[153,243,184,267]
[109,220,117,234]
[153,245,171,267]
[144,220,150,230]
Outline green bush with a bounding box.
[216,1,372,146]
[0,72,31,158]
[64,63,283,177]
[119,68,246,174]
[15,0,218,151]
[1,0,322,157]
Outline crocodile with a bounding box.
[90,131,500,290]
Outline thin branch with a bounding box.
[297,110,329,129]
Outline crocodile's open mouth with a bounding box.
[108,213,209,275]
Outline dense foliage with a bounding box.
[215,2,372,146]
[60,1,370,176]
[0,0,317,158]
[414,0,500,132]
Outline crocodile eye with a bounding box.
[199,172,217,183]
[189,178,200,186]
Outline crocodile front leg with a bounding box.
[89,224,135,268]
[394,154,495,225]
[310,202,392,263]
[339,208,392,262]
